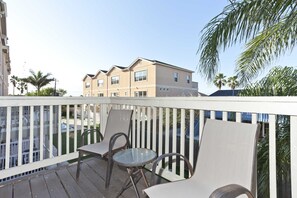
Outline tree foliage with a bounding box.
[213,73,226,90]
[240,66,296,197]
[198,0,297,84]
[227,76,239,90]
[26,87,67,96]
[22,70,54,96]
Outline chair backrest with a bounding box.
[193,119,260,196]
[102,109,133,146]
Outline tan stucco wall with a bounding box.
[130,59,157,97]
[82,58,198,97]
[92,72,108,97]
[155,64,198,96]
[108,67,130,97]
[82,76,93,96]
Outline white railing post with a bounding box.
[269,114,277,198]
[5,107,11,169]
[18,106,23,166]
[29,106,34,163]
[291,116,297,198]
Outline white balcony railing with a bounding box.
[0,96,296,197]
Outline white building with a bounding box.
[0,0,10,96]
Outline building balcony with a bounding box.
[0,96,296,197]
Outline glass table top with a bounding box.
[113,148,157,167]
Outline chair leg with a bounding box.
[76,152,82,179]
[105,156,114,188]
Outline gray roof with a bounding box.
[209,89,242,96]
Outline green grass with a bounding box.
[52,127,100,162]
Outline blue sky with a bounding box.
[7,0,297,96]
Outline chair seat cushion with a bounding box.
[144,179,212,198]
[77,141,124,156]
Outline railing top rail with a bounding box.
[109,97,297,116]
[1,96,297,116]
[0,97,111,106]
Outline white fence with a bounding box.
[0,96,296,197]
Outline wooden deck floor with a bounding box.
[0,158,167,198]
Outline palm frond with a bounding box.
[198,0,297,81]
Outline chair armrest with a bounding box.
[150,153,194,186]
[209,184,254,198]
[80,128,103,147]
[108,132,130,154]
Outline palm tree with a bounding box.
[198,0,297,84]
[227,76,239,90]
[213,73,226,90]
[10,75,19,95]
[17,80,28,95]
[22,70,54,96]
[240,66,296,197]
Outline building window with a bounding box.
[111,76,119,85]
[134,91,147,97]
[187,75,190,83]
[97,79,104,87]
[173,72,179,82]
[98,93,104,97]
[134,70,147,82]
[85,82,90,88]
[111,92,119,97]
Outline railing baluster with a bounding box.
[158,108,163,157]
[147,107,151,150]
[210,110,215,119]
[49,105,53,158]
[189,109,194,167]
[29,106,34,163]
[222,111,228,121]
[87,105,91,145]
[251,113,257,124]
[66,105,70,154]
[18,106,23,166]
[93,104,97,142]
[165,108,170,170]
[132,105,136,148]
[236,112,241,122]
[172,108,177,174]
[291,115,297,198]
[40,105,44,160]
[5,107,11,169]
[141,107,146,148]
[58,105,62,156]
[269,114,277,198]
[137,106,141,148]
[180,109,185,178]
[152,107,157,152]
[199,110,204,144]
[74,104,77,150]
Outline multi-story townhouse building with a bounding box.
[83,58,198,97]
[0,0,10,96]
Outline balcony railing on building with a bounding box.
[0,96,296,198]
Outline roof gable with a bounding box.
[82,74,94,81]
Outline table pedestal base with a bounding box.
[116,167,149,198]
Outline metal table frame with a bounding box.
[113,148,157,198]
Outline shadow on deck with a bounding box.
[0,157,166,198]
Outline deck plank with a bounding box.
[0,157,167,198]
[13,180,32,198]
[30,175,51,198]
[56,168,86,198]
[44,172,68,198]
[67,164,104,198]
[0,183,12,197]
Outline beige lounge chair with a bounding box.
[76,109,133,188]
[144,119,260,198]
